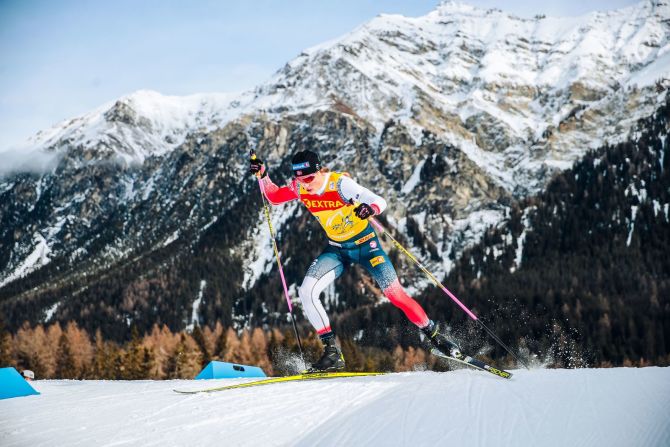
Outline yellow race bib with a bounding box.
[299,172,369,242]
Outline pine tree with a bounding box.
[55,333,77,379]
[64,322,94,378]
[213,324,227,360]
[340,338,365,372]
[144,324,178,379]
[191,325,210,368]
[0,321,12,367]
[141,347,155,378]
[91,329,121,379]
[250,328,270,372]
[123,326,146,379]
[166,334,189,379]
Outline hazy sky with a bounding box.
[0,0,641,150]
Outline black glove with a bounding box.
[250,156,266,178]
[353,203,375,219]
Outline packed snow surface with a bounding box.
[1,367,669,447]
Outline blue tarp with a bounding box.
[195,361,266,379]
[0,367,40,400]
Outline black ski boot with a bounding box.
[422,320,463,360]
[307,334,345,373]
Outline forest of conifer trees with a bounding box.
[417,92,670,368]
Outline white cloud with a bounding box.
[0,147,61,177]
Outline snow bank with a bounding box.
[1,367,668,447]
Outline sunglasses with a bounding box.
[295,174,316,184]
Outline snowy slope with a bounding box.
[1,367,669,447]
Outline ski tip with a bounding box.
[174,388,204,394]
[489,368,513,379]
[430,347,513,380]
[482,364,513,379]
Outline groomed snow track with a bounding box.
[1,367,669,446]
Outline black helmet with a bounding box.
[291,150,321,177]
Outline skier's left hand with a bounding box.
[250,156,266,178]
[353,202,375,219]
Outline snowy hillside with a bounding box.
[2,367,669,447]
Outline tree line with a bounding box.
[0,320,446,379]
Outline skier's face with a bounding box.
[297,171,326,192]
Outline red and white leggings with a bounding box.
[298,239,430,335]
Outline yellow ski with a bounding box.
[173,371,386,394]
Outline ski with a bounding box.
[173,371,386,394]
[430,348,513,379]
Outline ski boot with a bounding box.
[422,320,463,360]
[306,334,345,373]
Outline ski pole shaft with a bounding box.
[369,217,530,369]
[251,151,304,359]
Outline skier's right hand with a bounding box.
[250,156,266,178]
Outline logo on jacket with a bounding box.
[327,210,355,235]
[302,198,345,210]
[354,233,375,245]
[370,256,386,267]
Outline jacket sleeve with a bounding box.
[259,175,299,205]
[337,175,387,215]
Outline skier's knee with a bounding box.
[298,276,318,303]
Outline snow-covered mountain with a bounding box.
[256,0,670,188]
[1,1,670,337]
[15,1,670,185]
[5,90,239,169]
[2,367,670,447]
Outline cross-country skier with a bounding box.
[250,150,459,372]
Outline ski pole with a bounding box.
[368,217,530,370]
[250,151,305,362]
